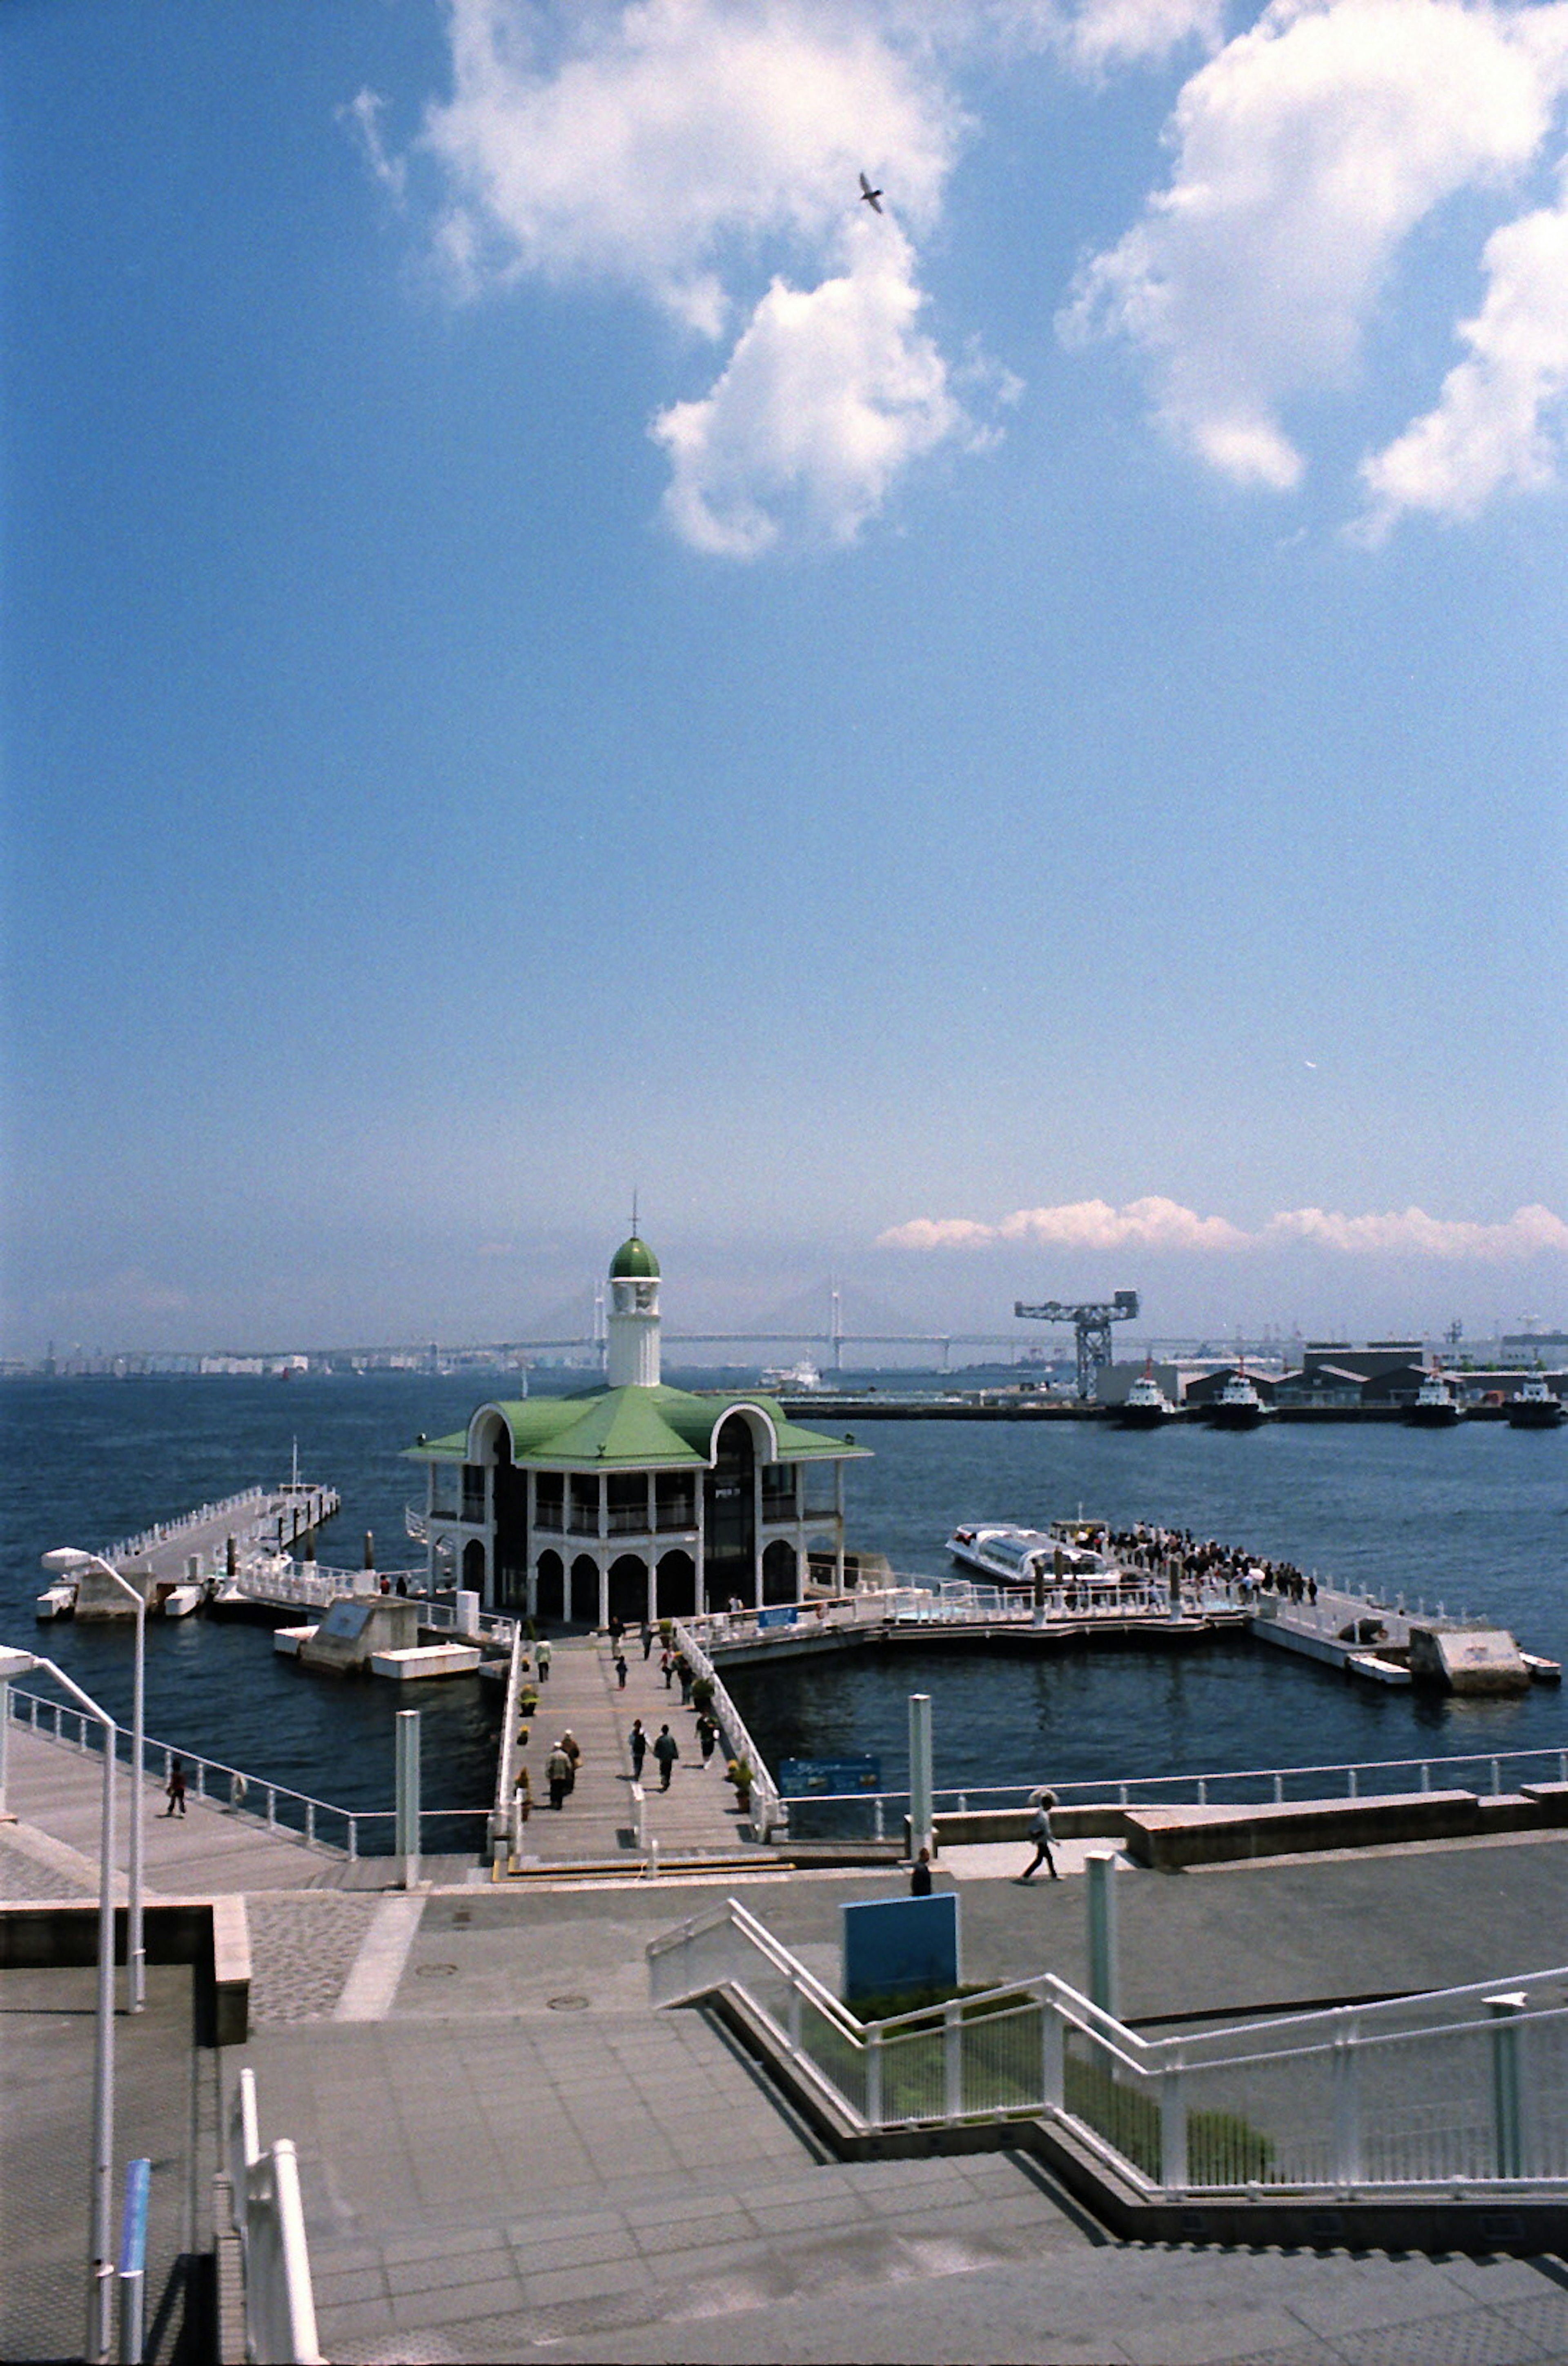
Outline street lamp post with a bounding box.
[1,1644,120,2364]
[43,1550,146,2014]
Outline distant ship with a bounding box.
[762,1359,823,1393]
[1117,1365,1178,1428]
[1205,1368,1273,1430]
[1507,1377,1564,1430]
[1408,1371,1463,1428]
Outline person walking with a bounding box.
[695,1712,718,1770]
[677,1655,693,1706]
[628,1718,648,1782]
[546,1741,572,1811]
[165,1758,187,1818]
[652,1725,679,1790]
[559,1731,581,1793]
[614,1652,628,1689]
[660,1649,675,1691]
[1020,1787,1059,1881]
[536,1636,552,1682]
[608,1613,624,1654]
[640,1620,654,1661]
[910,1845,933,1896]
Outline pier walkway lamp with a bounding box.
[0,1644,120,2365]
[42,1549,147,2015]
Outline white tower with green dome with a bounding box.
[606,1230,661,1389]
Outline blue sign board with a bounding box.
[757,1605,798,1630]
[780,1755,882,1796]
[841,1894,960,2008]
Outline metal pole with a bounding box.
[395,1709,421,1889]
[13,1651,120,2364]
[908,1693,933,1861]
[1086,1850,1120,2021]
[42,1553,145,2013]
[1487,1992,1527,2179]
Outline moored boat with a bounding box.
[1205,1369,1274,1430]
[1117,1365,1178,1428]
[1408,1372,1462,1427]
[1507,1377,1564,1430]
[947,1520,1114,1587]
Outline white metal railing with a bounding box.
[7,1682,488,1860]
[671,1622,782,1840]
[491,1622,528,1859]
[649,1900,1568,2199]
[102,1488,267,1565]
[228,2067,324,2366]
[779,1744,1568,1838]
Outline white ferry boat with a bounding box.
[1117,1366,1178,1428]
[947,1520,1114,1588]
[1205,1369,1274,1430]
[1408,1372,1462,1427]
[762,1359,823,1392]
[1507,1376,1564,1430]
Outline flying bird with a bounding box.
[859,172,884,214]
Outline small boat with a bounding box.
[35,1582,76,1621]
[947,1522,1114,1587]
[763,1359,823,1392]
[1508,1377,1564,1430]
[1205,1368,1274,1430]
[1408,1372,1462,1428]
[1118,1364,1178,1428]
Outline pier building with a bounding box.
[407,1232,869,1626]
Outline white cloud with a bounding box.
[997,0,1228,70]
[405,0,1001,550]
[1356,183,1568,533]
[878,1198,1568,1258]
[1063,0,1568,494]
[342,88,409,201]
[652,221,967,554]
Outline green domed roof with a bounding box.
[610,1233,659,1281]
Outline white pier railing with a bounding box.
[7,1682,489,1860]
[102,1487,267,1566]
[649,1899,1568,2198]
[672,1619,782,1840]
[227,2067,324,2366]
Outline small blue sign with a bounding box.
[842,1894,960,2007]
[757,1605,798,1630]
[780,1754,882,1796]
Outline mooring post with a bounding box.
[1086,1850,1120,2021]
[395,1708,421,1890]
[909,1693,934,1861]
[1487,1992,1528,2179]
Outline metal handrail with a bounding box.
[228,2068,324,2366]
[648,1899,1568,2196]
[671,1620,782,1838]
[7,1683,489,1859]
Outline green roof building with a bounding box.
[406,1232,869,1628]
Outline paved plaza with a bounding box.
[9,1647,1568,2361]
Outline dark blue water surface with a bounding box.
[2,1377,1564,1813]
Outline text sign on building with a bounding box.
[780,1755,881,1796]
[841,1894,960,2008]
[757,1605,798,1630]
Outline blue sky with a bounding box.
[4,0,1565,1357]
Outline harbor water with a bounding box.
[2,1375,1564,1820]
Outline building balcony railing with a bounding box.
[535,1507,563,1532]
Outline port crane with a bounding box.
[1013,1290,1140,1401]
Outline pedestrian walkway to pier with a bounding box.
[89,1479,340,1595]
[508,1635,773,1870]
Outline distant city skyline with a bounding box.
[5,2,1563,1363]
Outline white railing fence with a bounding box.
[227,2067,324,2366]
[779,1744,1568,1840]
[7,1683,488,1860]
[649,1899,1568,2199]
[671,1622,782,1839]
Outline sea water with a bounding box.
[1,1375,1563,1817]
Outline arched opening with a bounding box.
[535,1549,564,1624]
[461,1538,486,1593]
[762,1539,797,1606]
[704,1411,757,1609]
[608,1554,649,1628]
[570,1554,600,1626]
[655,1549,696,1618]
